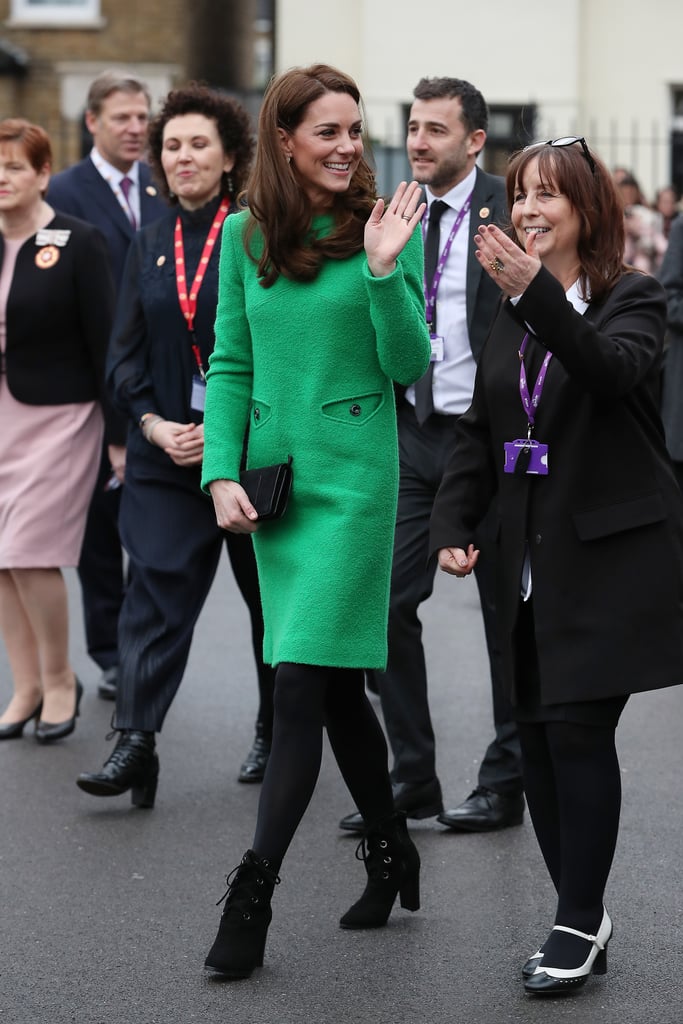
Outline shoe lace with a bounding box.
[215,854,281,909]
[353,834,393,881]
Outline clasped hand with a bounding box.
[364,180,426,277]
[152,420,204,467]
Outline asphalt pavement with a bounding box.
[2,558,682,1024]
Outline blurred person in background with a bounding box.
[0,119,114,743]
[654,184,680,241]
[616,171,667,274]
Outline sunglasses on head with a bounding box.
[522,136,596,175]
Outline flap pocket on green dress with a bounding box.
[251,399,272,429]
[321,392,384,425]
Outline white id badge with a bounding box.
[190,375,206,412]
[429,334,445,362]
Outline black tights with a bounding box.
[252,663,393,869]
[517,718,622,939]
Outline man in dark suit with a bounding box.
[47,70,167,700]
[340,77,524,834]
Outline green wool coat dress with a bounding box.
[201,211,431,669]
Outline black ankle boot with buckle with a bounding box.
[76,729,158,808]
[204,850,281,979]
[339,810,420,929]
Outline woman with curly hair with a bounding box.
[77,83,275,805]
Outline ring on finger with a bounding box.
[489,256,505,273]
[401,213,412,221]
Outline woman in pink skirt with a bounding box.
[0,119,115,744]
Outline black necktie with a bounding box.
[414,200,448,424]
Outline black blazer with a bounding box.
[464,167,508,360]
[46,157,167,290]
[46,156,167,442]
[1,213,114,406]
[431,266,683,704]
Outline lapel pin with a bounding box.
[156,255,166,267]
[146,186,157,196]
[479,206,490,219]
[35,245,60,269]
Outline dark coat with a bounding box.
[430,265,683,704]
[659,215,683,461]
[0,212,114,407]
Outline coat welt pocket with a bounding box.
[250,399,272,429]
[573,492,666,541]
[321,391,384,425]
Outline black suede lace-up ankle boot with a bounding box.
[339,810,420,929]
[204,850,281,979]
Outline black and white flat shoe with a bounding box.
[521,948,544,979]
[523,908,612,995]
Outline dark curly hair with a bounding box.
[147,82,254,204]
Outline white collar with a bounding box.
[90,147,140,187]
[566,278,590,314]
[425,166,477,212]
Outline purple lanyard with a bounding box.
[519,333,552,432]
[423,190,474,326]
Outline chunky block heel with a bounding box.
[77,729,158,808]
[131,770,159,809]
[340,810,421,929]
[524,908,612,995]
[399,873,420,912]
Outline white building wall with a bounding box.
[276,0,683,197]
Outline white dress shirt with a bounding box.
[406,166,478,415]
[90,147,141,228]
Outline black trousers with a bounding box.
[77,443,126,672]
[114,449,274,734]
[377,402,522,794]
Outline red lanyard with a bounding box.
[174,198,230,377]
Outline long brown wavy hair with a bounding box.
[244,64,377,287]
[505,140,626,303]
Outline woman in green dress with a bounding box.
[201,64,431,979]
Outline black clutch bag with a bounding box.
[239,455,293,521]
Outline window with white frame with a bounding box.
[10,0,101,25]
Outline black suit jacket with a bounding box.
[464,166,508,360]
[46,156,167,289]
[0,212,114,406]
[431,266,683,704]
